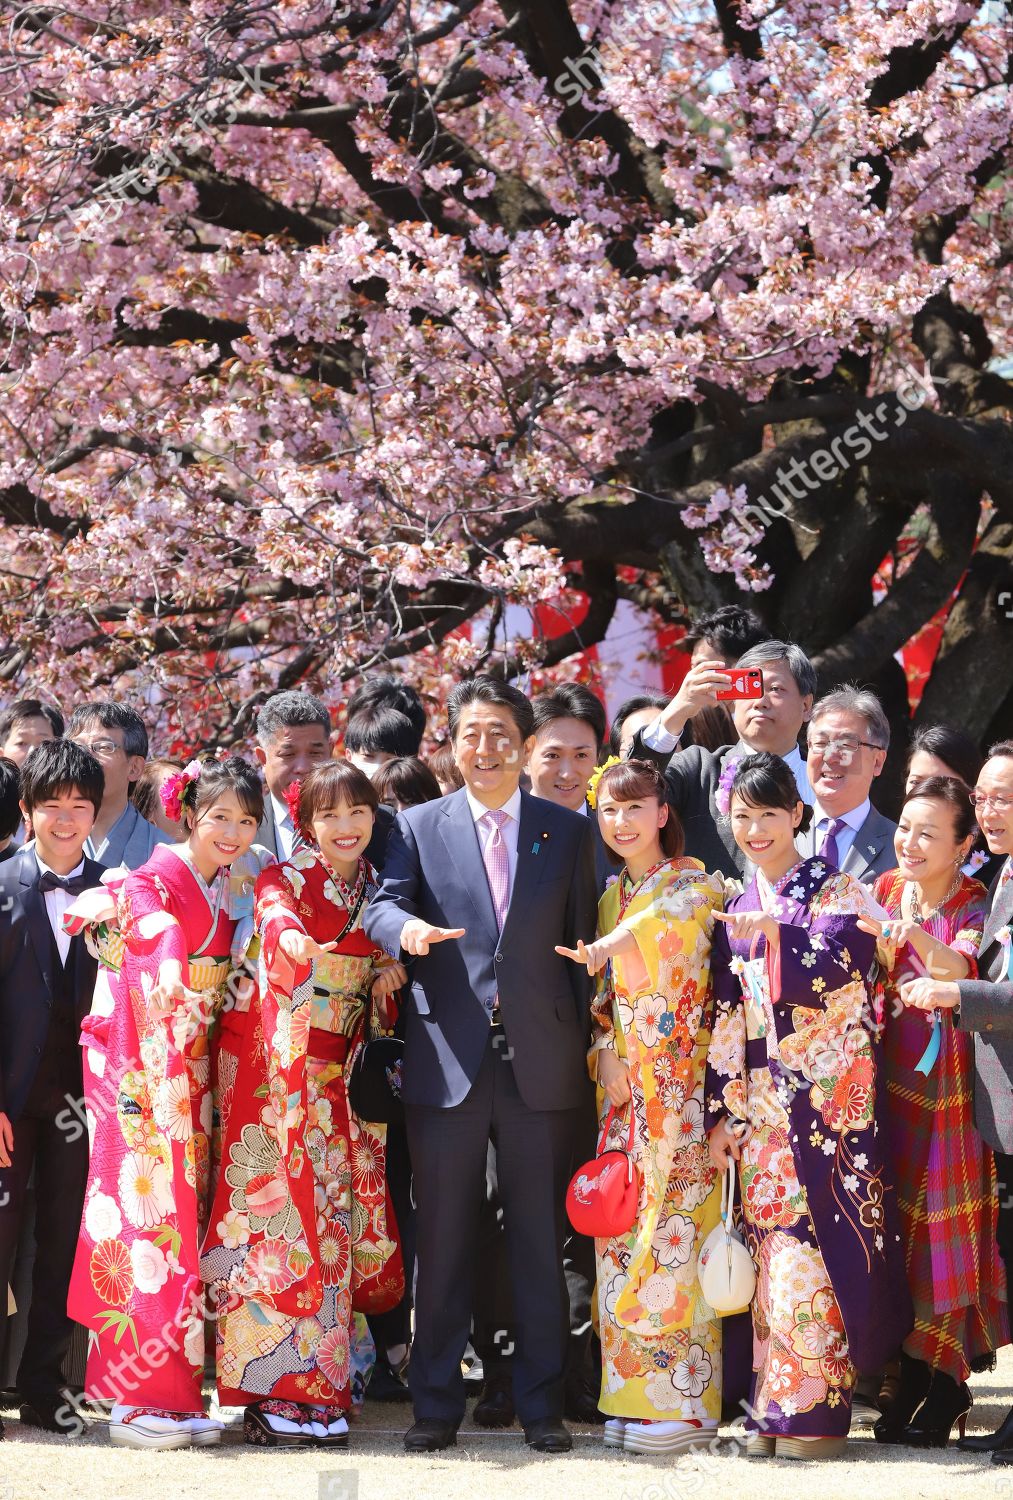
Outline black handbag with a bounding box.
[347,987,404,1125]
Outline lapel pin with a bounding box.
[532,832,549,855]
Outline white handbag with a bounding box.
[697,1164,756,1316]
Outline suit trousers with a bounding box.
[406,1026,575,1425]
[993,1152,1013,1293]
[0,1104,88,1400]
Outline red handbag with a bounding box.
[565,1105,639,1237]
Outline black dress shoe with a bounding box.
[474,1374,515,1429]
[404,1418,459,1453]
[563,1379,604,1425]
[959,1405,1013,1453]
[523,1418,572,1453]
[368,1354,412,1403]
[901,1373,971,1448]
[19,1397,81,1436]
[873,1352,931,1444]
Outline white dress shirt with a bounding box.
[36,853,83,965]
[466,786,522,905]
[810,798,870,867]
[270,791,299,860]
[641,719,814,803]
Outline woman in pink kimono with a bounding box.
[66,757,263,1450]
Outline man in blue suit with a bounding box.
[364,677,597,1455]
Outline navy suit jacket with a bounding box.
[0,846,105,1120]
[363,788,597,1112]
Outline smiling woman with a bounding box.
[66,756,264,1450]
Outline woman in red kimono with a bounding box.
[66,756,264,1449]
[202,760,404,1448]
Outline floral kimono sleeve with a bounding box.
[255,863,311,1001]
[704,913,747,1128]
[118,868,189,971]
[769,873,877,1007]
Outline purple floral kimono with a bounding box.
[704,857,912,1438]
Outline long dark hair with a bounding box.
[903,774,978,843]
[908,723,982,790]
[594,758,684,860]
[729,752,813,835]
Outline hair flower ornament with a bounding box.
[283,778,313,845]
[161,759,202,822]
[586,755,623,810]
[715,753,743,817]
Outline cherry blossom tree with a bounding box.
[0,0,1009,748]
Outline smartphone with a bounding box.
[715,667,764,702]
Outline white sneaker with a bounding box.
[183,1414,225,1446]
[109,1404,193,1450]
[624,1418,718,1454]
[604,1418,626,1449]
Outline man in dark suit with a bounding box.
[630,639,817,878]
[0,741,105,1437]
[904,742,1013,1462]
[364,677,597,1455]
[796,687,897,885]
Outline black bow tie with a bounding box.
[38,870,89,895]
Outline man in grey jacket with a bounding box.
[899,740,1013,1462]
[68,702,169,871]
[796,686,897,885]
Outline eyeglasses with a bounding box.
[808,736,882,756]
[74,738,125,759]
[970,792,1013,812]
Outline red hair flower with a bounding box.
[161,759,202,822]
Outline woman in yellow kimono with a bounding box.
[558,758,724,1456]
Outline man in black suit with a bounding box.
[0,741,105,1437]
[630,639,817,878]
[364,677,597,1454]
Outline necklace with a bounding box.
[905,869,962,924]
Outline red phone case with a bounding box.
[715,668,764,702]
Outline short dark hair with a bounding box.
[684,606,766,662]
[985,740,1013,767]
[345,677,426,751]
[372,756,442,810]
[908,723,982,790]
[256,690,331,746]
[190,756,264,824]
[904,775,978,843]
[729,751,813,835]
[448,676,534,742]
[608,694,668,756]
[131,757,182,823]
[20,739,104,817]
[531,684,607,751]
[0,757,21,840]
[594,759,684,860]
[67,700,150,760]
[428,741,464,791]
[737,640,817,699]
[345,707,419,759]
[298,759,378,833]
[0,698,64,743]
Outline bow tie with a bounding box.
[38,870,89,895]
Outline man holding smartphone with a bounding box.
[628,639,816,878]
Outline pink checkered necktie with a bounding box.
[480,809,512,929]
[999,858,1013,895]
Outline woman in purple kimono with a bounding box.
[706,753,912,1461]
